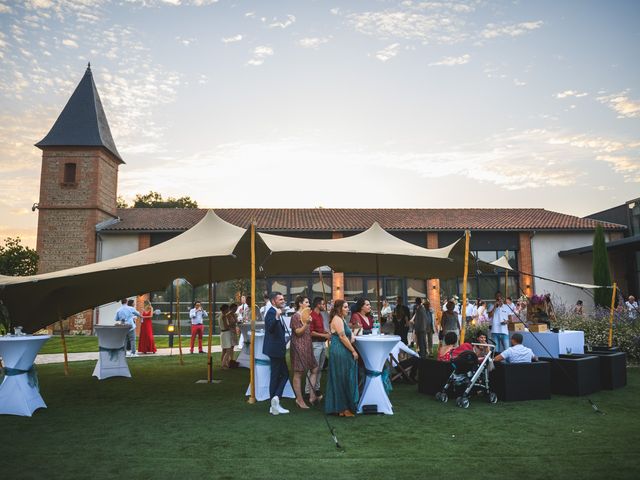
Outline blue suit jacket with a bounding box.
[263,306,286,358]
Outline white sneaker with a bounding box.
[270,396,280,415]
[130,353,139,358]
[277,405,290,414]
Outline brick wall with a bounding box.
[518,232,534,297]
[36,147,119,333]
[331,232,344,300]
[426,232,441,312]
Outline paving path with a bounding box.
[35,345,227,365]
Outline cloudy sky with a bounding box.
[1,0,639,246]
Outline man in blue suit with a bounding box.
[263,291,290,415]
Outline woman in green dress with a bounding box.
[325,299,360,417]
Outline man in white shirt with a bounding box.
[495,333,537,363]
[626,295,638,320]
[189,301,208,354]
[488,292,511,353]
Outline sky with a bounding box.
[0,0,639,247]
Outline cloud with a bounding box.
[595,155,640,181]
[222,34,243,44]
[480,21,543,39]
[375,43,401,62]
[597,91,640,118]
[0,3,13,14]
[428,53,469,66]
[247,45,274,66]
[555,90,588,99]
[176,36,196,46]
[298,37,331,49]
[62,38,78,48]
[268,14,296,29]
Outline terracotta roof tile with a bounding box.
[98,208,626,233]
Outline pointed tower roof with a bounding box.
[36,64,124,163]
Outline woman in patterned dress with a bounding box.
[290,295,320,409]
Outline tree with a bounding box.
[117,196,129,208]
[0,237,39,276]
[592,224,613,307]
[131,191,198,209]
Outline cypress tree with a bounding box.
[592,224,612,307]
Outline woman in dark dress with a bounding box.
[325,299,359,417]
[290,296,320,409]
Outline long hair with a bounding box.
[329,299,347,319]
[294,295,308,311]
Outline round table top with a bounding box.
[0,335,51,343]
[355,334,400,344]
[95,325,130,329]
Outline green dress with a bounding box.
[325,319,359,414]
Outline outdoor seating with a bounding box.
[584,349,627,390]
[489,361,551,401]
[417,358,454,395]
[540,355,601,396]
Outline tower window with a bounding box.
[63,163,77,184]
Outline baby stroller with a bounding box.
[435,343,497,408]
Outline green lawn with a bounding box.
[39,335,220,354]
[1,356,639,480]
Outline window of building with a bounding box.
[406,279,427,300]
[63,162,77,184]
[385,278,403,301]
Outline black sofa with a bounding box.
[582,349,627,389]
[540,355,601,396]
[417,358,453,395]
[489,361,551,401]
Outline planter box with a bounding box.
[529,323,548,332]
[489,361,551,401]
[540,355,601,396]
[508,323,525,332]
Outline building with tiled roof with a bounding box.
[34,67,633,334]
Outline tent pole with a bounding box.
[59,319,69,376]
[608,282,617,347]
[505,250,509,299]
[207,260,214,383]
[248,222,257,404]
[176,280,184,366]
[375,254,381,322]
[459,230,471,344]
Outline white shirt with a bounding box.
[259,300,272,321]
[189,307,208,325]
[236,303,249,322]
[466,304,476,317]
[626,301,638,319]
[501,344,535,363]
[490,304,510,335]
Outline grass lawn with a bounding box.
[39,335,220,354]
[1,356,639,480]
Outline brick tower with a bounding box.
[35,64,124,333]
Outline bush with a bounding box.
[554,303,640,363]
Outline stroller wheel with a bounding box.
[456,397,470,409]
[488,392,498,404]
[436,392,448,403]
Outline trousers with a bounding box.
[190,324,204,352]
[268,356,290,399]
[305,342,326,393]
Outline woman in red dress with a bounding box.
[138,300,157,354]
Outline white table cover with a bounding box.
[0,335,50,416]
[93,326,131,380]
[244,331,294,401]
[521,330,584,358]
[355,334,400,415]
[238,318,291,368]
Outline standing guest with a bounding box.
[440,301,460,339]
[494,333,537,363]
[236,295,249,323]
[380,299,393,324]
[488,293,511,353]
[325,300,359,417]
[411,298,431,359]
[138,300,157,354]
[290,296,321,409]
[306,297,330,396]
[259,293,271,321]
[572,300,584,316]
[477,300,488,324]
[263,292,290,415]
[115,299,141,357]
[626,296,638,319]
[351,298,373,334]
[189,301,207,354]
[227,303,239,365]
[219,305,234,368]
[465,300,476,327]
[393,296,410,344]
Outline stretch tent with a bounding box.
[0,211,250,332]
[485,255,610,290]
[1,210,477,333]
